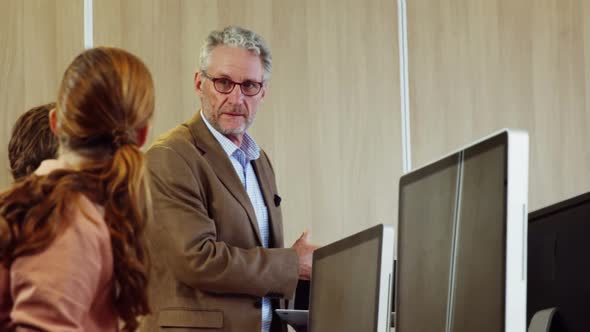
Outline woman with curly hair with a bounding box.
[0,46,154,331]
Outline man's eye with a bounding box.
[218,79,232,87]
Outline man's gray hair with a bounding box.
[199,26,272,81]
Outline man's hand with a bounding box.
[291,230,320,280]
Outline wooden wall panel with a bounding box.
[23,1,57,105]
[0,0,83,189]
[217,0,273,34]
[179,1,219,124]
[408,0,590,210]
[265,2,315,245]
[0,0,25,190]
[298,0,401,245]
[55,1,84,79]
[94,0,215,142]
[529,0,590,209]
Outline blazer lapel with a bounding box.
[186,113,263,246]
[252,158,283,248]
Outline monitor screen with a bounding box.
[395,130,528,332]
[397,154,460,331]
[309,224,394,332]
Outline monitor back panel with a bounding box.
[309,224,394,332]
[396,130,528,332]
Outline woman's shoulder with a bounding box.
[8,192,115,332]
[10,192,113,292]
[64,193,110,245]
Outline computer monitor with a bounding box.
[528,192,590,331]
[308,224,394,332]
[395,130,528,332]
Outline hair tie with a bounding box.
[112,130,132,149]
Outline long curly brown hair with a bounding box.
[0,47,154,332]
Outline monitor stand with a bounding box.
[528,307,557,332]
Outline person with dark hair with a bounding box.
[142,26,318,332]
[8,103,59,180]
[0,46,154,331]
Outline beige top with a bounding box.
[0,159,118,331]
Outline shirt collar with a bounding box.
[200,111,260,162]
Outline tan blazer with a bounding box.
[142,114,299,332]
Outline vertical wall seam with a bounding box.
[84,0,93,48]
[398,0,412,173]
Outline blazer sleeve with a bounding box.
[146,144,299,298]
[9,201,110,331]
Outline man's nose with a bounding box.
[227,84,244,104]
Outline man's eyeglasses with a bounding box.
[201,72,264,97]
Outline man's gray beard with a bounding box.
[203,105,256,136]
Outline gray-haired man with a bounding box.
[142,26,317,332]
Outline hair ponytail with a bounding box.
[100,144,151,329]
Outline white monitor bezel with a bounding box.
[395,129,528,332]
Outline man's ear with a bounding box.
[195,71,205,97]
[135,124,150,148]
[260,83,268,101]
[49,108,59,137]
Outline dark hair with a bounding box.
[0,47,154,332]
[8,103,59,180]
